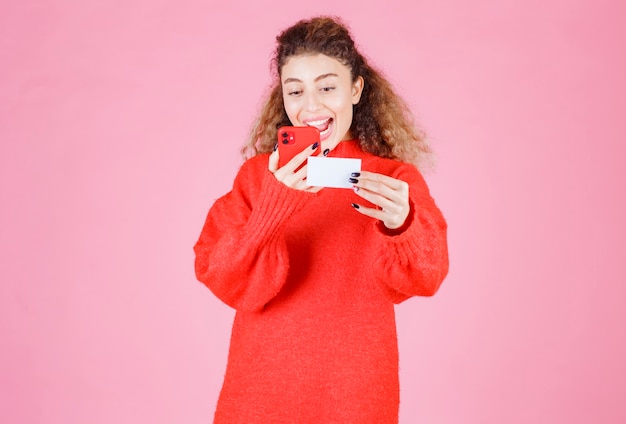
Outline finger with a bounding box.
[350,171,410,229]
[293,163,308,182]
[351,202,408,230]
[351,172,408,205]
[352,186,398,212]
[282,142,320,173]
[272,143,322,191]
[351,178,407,210]
[357,171,407,191]
[281,164,309,190]
[288,164,322,192]
[275,163,320,192]
[350,203,386,221]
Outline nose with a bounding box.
[304,91,321,112]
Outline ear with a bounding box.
[351,76,364,105]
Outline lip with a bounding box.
[303,116,333,141]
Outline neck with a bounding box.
[321,132,353,154]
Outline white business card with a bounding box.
[307,157,362,188]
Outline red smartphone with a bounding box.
[277,126,320,168]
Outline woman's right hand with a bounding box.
[268,143,323,193]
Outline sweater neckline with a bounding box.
[326,139,361,158]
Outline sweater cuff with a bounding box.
[373,203,426,268]
[245,170,317,242]
[377,200,415,236]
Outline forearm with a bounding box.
[194,171,316,311]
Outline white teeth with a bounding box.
[306,118,330,127]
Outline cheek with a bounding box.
[331,95,354,119]
[282,98,299,120]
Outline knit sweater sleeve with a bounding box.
[372,165,449,303]
[194,156,316,312]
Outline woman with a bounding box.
[194,16,448,423]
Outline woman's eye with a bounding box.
[321,86,335,92]
[288,90,302,96]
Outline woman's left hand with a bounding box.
[350,171,410,230]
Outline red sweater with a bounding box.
[194,140,448,423]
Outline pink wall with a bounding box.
[2,0,625,422]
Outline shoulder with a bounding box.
[239,153,270,174]
[215,153,272,207]
[232,153,271,186]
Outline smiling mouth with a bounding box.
[305,118,333,138]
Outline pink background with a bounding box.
[2,0,625,422]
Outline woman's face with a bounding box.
[281,54,364,150]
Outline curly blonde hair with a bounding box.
[243,16,432,168]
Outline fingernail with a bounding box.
[312,142,319,150]
[353,186,359,193]
[323,148,330,156]
[273,143,278,151]
[351,172,360,177]
[351,203,360,209]
[349,178,358,184]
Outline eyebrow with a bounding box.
[282,73,339,84]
